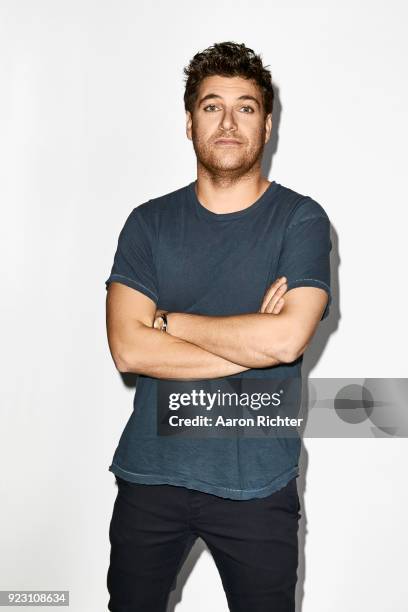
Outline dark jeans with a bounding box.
[107,475,301,612]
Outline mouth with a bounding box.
[214,138,242,146]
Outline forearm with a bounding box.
[118,324,252,380]
[166,312,289,368]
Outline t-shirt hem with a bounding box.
[109,462,299,501]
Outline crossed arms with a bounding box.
[105,277,329,381]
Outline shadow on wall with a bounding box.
[118,80,341,612]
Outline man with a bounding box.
[105,41,331,612]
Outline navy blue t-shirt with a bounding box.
[105,180,332,500]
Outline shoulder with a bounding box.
[125,183,190,232]
[134,183,190,217]
[117,183,189,241]
[275,182,331,227]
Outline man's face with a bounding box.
[186,75,272,178]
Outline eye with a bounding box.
[202,104,255,113]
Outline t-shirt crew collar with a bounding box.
[188,179,279,222]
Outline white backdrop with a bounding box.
[1,1,407,611]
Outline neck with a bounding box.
[194,168,271,215]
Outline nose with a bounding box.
[219,107,237,133]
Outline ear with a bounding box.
[186,110,193,141]
[264,113,272,144]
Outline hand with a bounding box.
[153,308,168,330]
[258,276,288,314]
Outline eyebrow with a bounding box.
[197,93,261,109]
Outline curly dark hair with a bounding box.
[183,41,274,118]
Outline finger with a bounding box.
[263,282,287,313]
[265,295,285,314]
[264,276,287,302]
[259,276,287,312]
[260,276,285,305]
[272,297,285,314]
[264,297,285,315]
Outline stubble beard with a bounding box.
[191,124,266,185]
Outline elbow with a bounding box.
[109,345,131,372]
[277,347,301,364]
[272,340,305,365]
[279,341,309,364]
[263,317,312,365]
[111,345,142,374]
[115,347,149,374]
[108,324,150,374]
[113,353,132,373]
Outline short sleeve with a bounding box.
[105,207,159,304]
[276,198,332,320]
